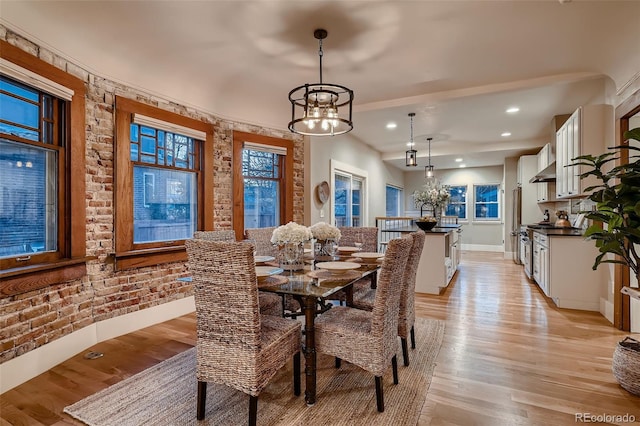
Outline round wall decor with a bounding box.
[316,181,330,204]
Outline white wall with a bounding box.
[304,133,404,227]
[404,165,505,249]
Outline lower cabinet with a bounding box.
[533,232,604,311]
[415,229,460,294]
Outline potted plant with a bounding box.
[574,126,640,396]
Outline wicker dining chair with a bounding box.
[324,226,379,305]
[244,226,303,316]
[193,230,237,241]
[313,234,413,412]
[194,230,283,317]
[352,231,426,367]
[185,239,301,425]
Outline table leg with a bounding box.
[302,295,317,405]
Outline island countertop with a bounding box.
[382,224,461,234]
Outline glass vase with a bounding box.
[279,242,305,271]
[315,239,337,259]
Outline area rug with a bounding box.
[64,317,445,426]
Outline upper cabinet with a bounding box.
[535,143,555,203]
[555,105,613,199]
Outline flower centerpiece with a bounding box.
[413,181,451,221]
[310,222,341,257]
[271,222,312,271]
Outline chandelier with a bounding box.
[424,137,436,180]
[288,29,354,136]
[405,112,417,167]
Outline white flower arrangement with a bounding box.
[413,181,451,209]
[270,221,313,245]
[309,222,341,241]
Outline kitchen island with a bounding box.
[381,224,461,294]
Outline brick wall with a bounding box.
[0,26,305,364]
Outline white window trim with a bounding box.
[243,141,287,156]
[472,183,502,222]
[132,113,206,141]
[0,58,74,100]
[330,159,368,227]
[445,184,468,222]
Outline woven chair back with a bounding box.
[185,239,261,351]
[371,234,413,355]
[338,227,378,252]
[398,230,426,338]
[193,230,236,241]
[244,227,278,257]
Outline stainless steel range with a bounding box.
[519,225,533,279]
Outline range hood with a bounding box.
[529,162,556,183]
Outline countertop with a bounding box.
[531,227,585,237]
[383,224,461,234]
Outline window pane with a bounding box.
[474,184,500,220]
[385,185,402,217]
[242,147,282,228]
[334,174,350,227]
[243,178,280,228]
[0,139,57,258]
[445,185,467,219]
[133,166,197,243]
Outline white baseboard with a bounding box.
[0,296,195,393]
[461,244,504,252]
[600,297,614,324]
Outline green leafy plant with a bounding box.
[573,127,640,299]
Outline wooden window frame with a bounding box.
[0,40,87,297]
[114,97,213,270]
[232,131,293,241]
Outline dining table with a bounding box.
[259,254,381,406]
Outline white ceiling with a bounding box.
[2,0,639,171]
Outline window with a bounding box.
[385,185,403,217]
[232,132,294,238]
[0,40,87,295]
[445,185,467,220]
[114,97,213,270]
[474,184,500,221]
[331,160,367,227]
[242,146,284,228]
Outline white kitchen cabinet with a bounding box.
[533,231,605,311]
[535,143,555,203]
[555,105,613,199]
[415,228,460,294]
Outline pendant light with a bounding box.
[288,29,354,136]
[424,137,436,180]
[405,113,417,167]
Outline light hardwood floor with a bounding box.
[1,251,638,425]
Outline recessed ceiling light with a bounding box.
[506,107,520,114]
[407,142,415,147]
[501,132,511,137]
[455,158,463,162]
[386,122,397,129]
[459,164,466,168]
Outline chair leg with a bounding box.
[392,355,399,385]
[293,352,301,396]
[197,381,207,420]
[335,357,341,368]
[249,395,258,426]
[375,376,384,412]
[410,325,416,349]
[401,337,410,366]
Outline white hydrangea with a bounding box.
[309,222,342,241]
[270,222,313,245]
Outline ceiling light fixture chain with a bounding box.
[288,28,353,137]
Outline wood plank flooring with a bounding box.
[1,251,638,425]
